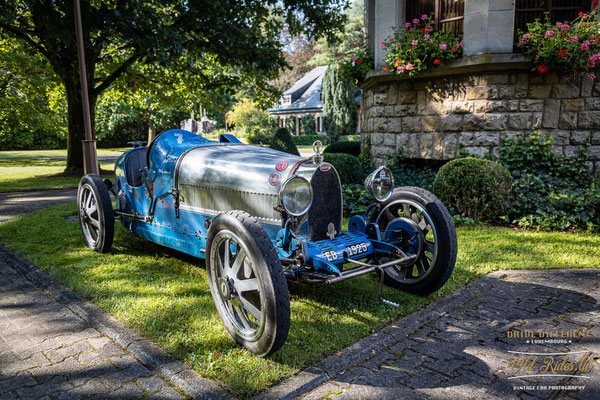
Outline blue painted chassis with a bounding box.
[113,129,403,279]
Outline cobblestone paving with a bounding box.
[265,270,600,400]
[0,256,226,399]
[0,189,77,223]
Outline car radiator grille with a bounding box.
[308,168,342,241]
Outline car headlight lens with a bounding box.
[279,176,313,216]
[365,166,394,202]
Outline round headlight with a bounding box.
[365,166,394,202]
[279,176,313,216]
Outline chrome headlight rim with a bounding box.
[365,166,395,203]
[278,176,314,217]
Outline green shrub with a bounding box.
[338,135,361,142]
[342,184,371,217]
[323,153,365,185]
[433,157,512,221]
[323,141,361,157]
[384,150,439,191]
[300,115,316,135]
[594,169,600,188]
[499,132,599,231]
[270,128,300,156]
[247,131,272,145]
[291,135,331,146]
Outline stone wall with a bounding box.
[360,60,600,173]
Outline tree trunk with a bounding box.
[64,76,97,174]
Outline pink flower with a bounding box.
[413,18,420,24]
[519,38,528,45]
[424,34,430,40]
[429,39,434,44]
[456,40,463,47]
[589,73,597,80]
[380,41,386,47]
[425,27,433,32]
[522,33,531,39]
[439,43,448,50]
[411,40,419,45]
[545,30,555,37]
[405,22,411,27]
[352,56,357,61]
[535,55,540,60]
[397,66,405,72]
[421,14,428,20]
[406,63,414,70]
[410,27,415,32]
[561,24,570,30]
[581,40,590,51]
[569,36,579,42]
[389,37,395,42]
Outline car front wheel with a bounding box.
[77,174,114,253]
[206,210,290,357]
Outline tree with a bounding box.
[309,0,366,67]
[270,35,318,92]
[0,1,348,173]
[321,65,356,139]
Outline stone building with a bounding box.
[361,0,600,172]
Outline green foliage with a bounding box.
[286,116,296,133]
[338,135,361,142]
[321,65,357,139]
[433,158,513,221]
[342,184,371,217]
[517,9,600,77]
[336,47,374,84]
[270,128,300,156]
[291,135,331,145]
[300,115,316,135]
[499,132,600,231]
[247,132,273,145]
[382,14,462,76]
[385,150,438,191]
[227,99,277,138]
[0,35,66,150]
[323,141,361,157]
[323,153,365,184]
[594,168,600,188]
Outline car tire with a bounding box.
[206,210,290,357]
[370,186,456,296]
[77,174,114,253]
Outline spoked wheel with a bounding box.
[77,174,114,253]
[206,210,290,357]
[371,186,456,295]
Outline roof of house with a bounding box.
[267,66,328,115]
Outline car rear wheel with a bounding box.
[206,210,290,357]
[77,174,114,253]
[371,186,456,296]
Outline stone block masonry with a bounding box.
[360,60,600,173]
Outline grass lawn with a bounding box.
[0,204,598,397]
[0,148,126,191]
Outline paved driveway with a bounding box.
[0,189,77,223]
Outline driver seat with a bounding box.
[124,147,148,187]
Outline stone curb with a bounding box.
[257,271,511,400]
[0,244,231,400]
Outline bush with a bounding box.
[499,132,600,231]
[270,128,300,156]
[247,131,272,145]
[338,135,361,142]
[323,153,365,185]
[323,141,361,157]
[291,135,331,146]
[342,184,371,217]
[300,115,316,135]
[433,157,512,221]
[384,150,439,191]
[594,169,600,188]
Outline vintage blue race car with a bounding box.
[77,129,457,356]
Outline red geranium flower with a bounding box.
[420,28,425,33]
[538,65,549,73]
[594,1,599,6]
[434,58,441,65]
[558,49,568,56]
[383,66,389,71]
[357,59,362,64]
[451,46,457,53]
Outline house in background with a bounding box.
[268,66,328,135]
[362,0,599,172]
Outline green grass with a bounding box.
[0,148,126,191]
[1,205,599,397]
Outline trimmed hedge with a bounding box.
[270,128,300,156]
[433,157,512,221]
[291,135,331,146]
[323,141,361,157]
[338,135,361,142]
[323,153,365,185]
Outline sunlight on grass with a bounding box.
[0,158,114,191]
[0,148,130,159]
[0,204,598,397]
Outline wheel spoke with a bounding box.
[235,306,253,330]
[402,203,410,217]
[417,257,430,277]
[418,217,427,230]
[239,296,261,320]
[424,240,435,254]
[223,239,231,270]
[235,278,258,293]
[87,203,97,215]
[230,248,246,277]
[88,217,100,228]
